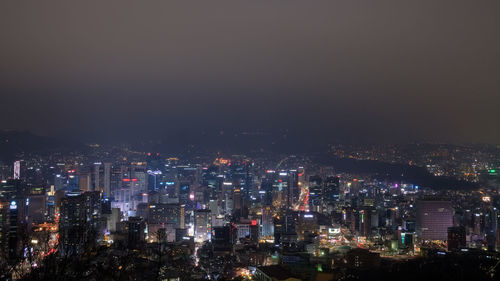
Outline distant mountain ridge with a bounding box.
[0,130,85,163]
[314,155,479,190]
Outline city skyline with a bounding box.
[1,1,500,280]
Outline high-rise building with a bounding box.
[103,163,111,198]
[0,198,24,262]
[93,163,102,192]
[131,163,148,194]
[359,207,373,237]
[416,199,453,241]
[233,187,242,212]
[194,209,211,242]
[0,180,28,261]
[127,216,145,249]
[147,203,181,228]
[261,206,274,238]
[59,195,86,256]
[260,177,274,207]
[175,228,188,242]
[308,175,323,213]
[212,225,233,253]
[59,192,102,256]
[324,176,340,205]
[447,226,466,251]
[78,166,92,192]
[67,173,79,191]
[13,161,20,180]
[0,199,8,260]
[286,170,299,209]
[27,194,46,229]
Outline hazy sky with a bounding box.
[1,1,499,143]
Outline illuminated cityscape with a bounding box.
[1,1,500,281]
[0,140,499,280]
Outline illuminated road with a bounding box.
[295,185,309,211]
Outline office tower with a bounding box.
[78,166,92,192]
[175,228,188,242]
[67,173,79,191]
[131,163,148,194]
[287,170,299,209]
[6,200,21,261]
[233,187,242,213]
[277,171,289,209]
[284,211,297,234]
[324,176,340,205]
[115,172,145,216]
[194,209,211,242]
[27,194,46,229]
[496,211,500,252]
[297,212,318,240]
[147,203,181,228]
[349,208,360,234]
[54,174,65,191]
[484,207,497,251]
[127,216,145,249]
[13,161,20,180]
[250,223,259,243]
[273,214,284,244]
[59,194,86,256]
[0,200,8,260]
[260,177,273,207]
[105,208,120,233]
[180,205,185,229]
[208,199,219,222]
[179,183,190,206]
[93,163,102,192]
[103,163,111,198]
[277,210,298,243]
[212,226,233,253]
[147,169,162,191]
[416,199,453,241]
[308,175,323,213]
[202,165,220,200]
[0,179,28,261]
[447,226,466,251]
[404,220,416,232]
[110,165,123,200]
[404,232,415,249]
[271,177,284,209]
[227,156,252,200]
[224,192,233,215]
[235,222,251,239]
[59,191,102,256]
[1,179,28,202]
[261,206,274,238]
[359,207,373,237]
[0,198,24,262]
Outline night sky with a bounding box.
[1,1,499,144]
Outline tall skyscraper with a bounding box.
[308,175,323,213]
[416,199,453,241]
[127,216,145,249]
[261,206,274,238]
[59,192,102,256]
[194,209,211,242]
[13,161,20,180]
[103,163,111,198]
[324,176,340,204]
